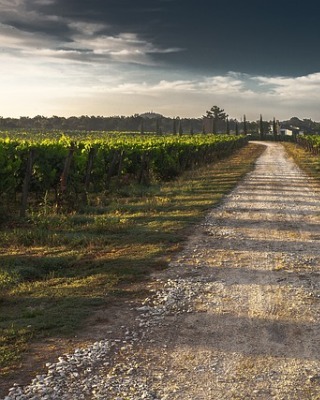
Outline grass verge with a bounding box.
[0,142,265,377]
[283,142,320,183]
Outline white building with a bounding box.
[280,128,293,136]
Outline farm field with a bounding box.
[0,133,263,395]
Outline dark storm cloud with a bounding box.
[1,0,320,74]
[0,0,183,65]
[24,0,176,38]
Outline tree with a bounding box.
[178,119,183,136]
[202,121,206,134]
[156,118,162,134]
[258,115,270,139]
[243,115,247,135]
[172,118,177,134]
[226,118,230,135]
[272,117,277,140]
[205,105,228,134]
[235,120,239,136]
[190,121,194,135]
[140,118,144,135]
[259,114,264,139]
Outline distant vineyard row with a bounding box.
[0,133,248,216]
[297,135,320,155]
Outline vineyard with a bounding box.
[0,132,247,217]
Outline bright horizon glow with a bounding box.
[2,63,320,121]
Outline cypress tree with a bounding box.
[273,117,277,140]
[235,120,239,136]
[259,114,264,139]
[156,118,161,134]
[243,115,247,135]
[173,118,177,134]
[190,121,194,135]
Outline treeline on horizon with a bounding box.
[0,114,253,133]
[0,113,319,134]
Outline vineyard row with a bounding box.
[0,134,248,216]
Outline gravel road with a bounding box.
[3,142,320,399]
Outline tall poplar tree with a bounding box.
[226,118,230,134]
[243,115,247,135]
[190,121,194,135]
[259,114,264,139]
[173,118,177,134]
[273,117,277,140]
[235,120,239,136]
[156,118,161,134]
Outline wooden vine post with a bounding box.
[82,147,96,205]
[57,143,75,211]
[105,150,121,189]
[117,150,125,180]
[20,148,36,218]
[137,152,150,185]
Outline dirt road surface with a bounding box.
[127,141,320,399]
[3,141,320,399]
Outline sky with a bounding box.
[1,0,320,121]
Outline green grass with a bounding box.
[0,142,265,376]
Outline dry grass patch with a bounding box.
[283,142,320,184]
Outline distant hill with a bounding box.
[281,117,320,133]
[139,112,164,119]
